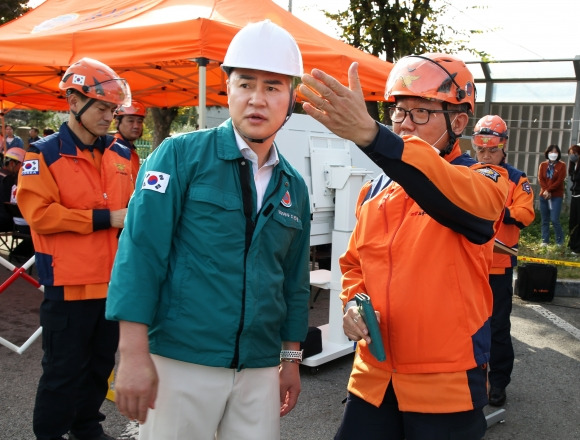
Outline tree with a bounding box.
[326,0,488,63]
[0,0,30,24]
[150,108,179,149]
[326,0,489,121]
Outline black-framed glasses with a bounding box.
[388,106,461,125]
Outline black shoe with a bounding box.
[68,433,116,440]
[488,387,507,407]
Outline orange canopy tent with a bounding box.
[0,0,392,126]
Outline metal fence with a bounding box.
[134,139,153,162]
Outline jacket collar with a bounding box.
[58,122,107,156]
[216,118,298,179]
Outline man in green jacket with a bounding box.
[106,20,311,440]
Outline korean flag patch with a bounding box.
[142,171,170,193]
[72,74,86,85]
[22,159,40,175]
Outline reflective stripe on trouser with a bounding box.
[139,355,280,440]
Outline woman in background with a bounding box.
[538,144,566,246]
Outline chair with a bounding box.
[309,269,331,307]
[3,202,34,264]
[0,230,11,253]
[0,204,15,254]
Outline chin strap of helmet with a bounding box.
[440,102,458,157]
[71,97,100,140]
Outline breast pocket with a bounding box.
[265,207,304,253]
[181,185,244,251]
[189,185,241,210]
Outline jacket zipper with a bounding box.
[385,192,410,370]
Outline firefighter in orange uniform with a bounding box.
[299,54,509,439]
[472,115,535,407]
[113,100,146,180]
[17,57,134,440]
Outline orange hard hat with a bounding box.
[472,115,509,149]
[385,53,476,113]
[59,57,131,107]
[115,100,146,118]
[4,147,25,163]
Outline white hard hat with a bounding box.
[222,20,303,78]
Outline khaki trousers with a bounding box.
[139,355,280,440]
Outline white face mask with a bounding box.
[548,153,559,161]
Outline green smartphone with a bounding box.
[354,293,386,362]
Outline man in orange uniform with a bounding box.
[299,54,509,439]
[17,57,134,440]
[113,100,146,180]
[472,115,535,407]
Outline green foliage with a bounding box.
[519,211,580,279]
[0,0,30,24]
[3,109,64,134]
[325,0,489,62]
[173,106,198,129]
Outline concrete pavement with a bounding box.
[1,266,579,440]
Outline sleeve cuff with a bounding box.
[93,209,111,231]
[360,122,404,161]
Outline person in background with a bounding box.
[568,143,580,254]
[17,57,133,440]
[106,20,311,440]
[299,54,509,439]
[43,127,55,137]
[113,100,146,180]
[472,115,535,407]
[0,147,25,232]
[538,144,566,246]
[4,124,24,150]
[28,127,41,146]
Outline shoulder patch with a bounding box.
[522,181,532,194]
[475,167,501,182]
[22,159,40,175]
[142,171,170,193]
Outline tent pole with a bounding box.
[194,58,208,129]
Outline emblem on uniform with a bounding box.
[475,167,500,182]
[281,191,292,207]
[522,181,532,194]
[22,159,40,175]
[142,171,170,193]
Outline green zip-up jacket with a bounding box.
[106,119,311,369]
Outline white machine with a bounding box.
[276,114,381,367]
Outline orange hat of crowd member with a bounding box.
[472,115,509,149]
[385,53,476,113]
[59,57,131,107]
[4,147,25,163]
[115,100,146,118]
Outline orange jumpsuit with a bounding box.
[490,164,535,274]
[17,124,134,300]
[340,126,509,413]
[113,132,141,182]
